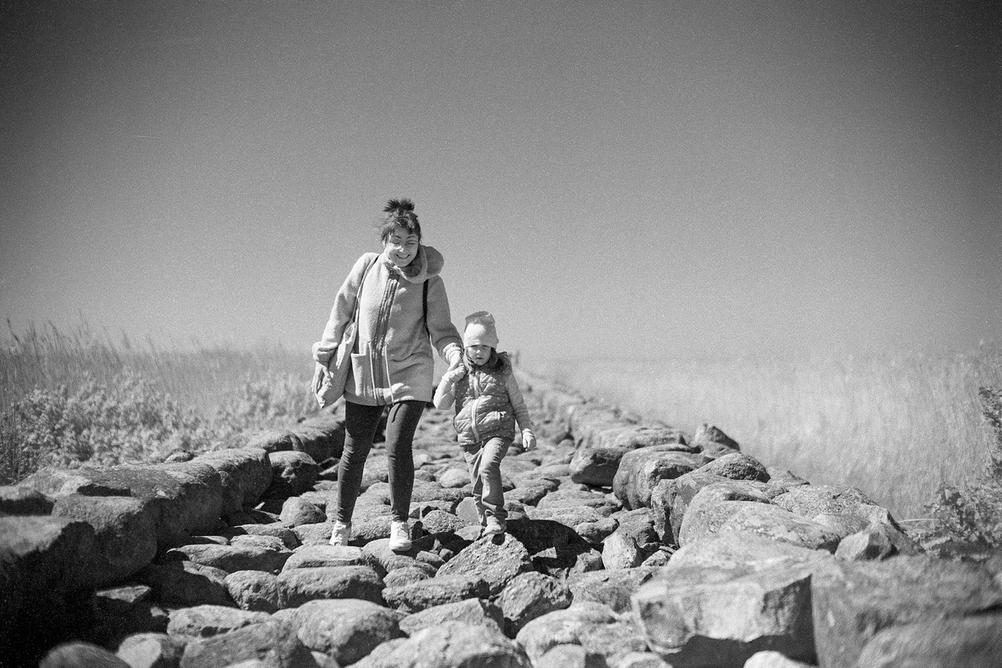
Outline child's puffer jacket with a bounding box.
[452,352,517,446]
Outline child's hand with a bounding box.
[442,366,467,385]
[521,429,536,451]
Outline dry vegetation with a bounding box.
[536,345,1002,541]
[0,321,317,484]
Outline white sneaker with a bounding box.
[388,520,412,552]
[329,520,351,546]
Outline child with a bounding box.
[433,311,536,537]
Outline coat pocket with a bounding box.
[350,353,374,399]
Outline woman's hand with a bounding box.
[312,361,330,394]
[442,365,467,385]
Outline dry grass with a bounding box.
[1,320,312,415]
[1,321,317,483]
[536,345,1002,519]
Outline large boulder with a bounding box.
[281,544,372,572]
[516,602,647,665]
[190,448,272,514]
[690,423,740,456]
[569,426,691,487]
[225,570,281,612]
[165,541,291,574]
[90,584,169,645]
[39,642,130,668]
[178,619,313,668]
[0,515,100,591]
[601,509,661,569]
[166,605,270,638]
[495,571,573,635]
[535,488,622,516]
[567,567,657,614]
[353,620,530,668]
[51,494,159,585]
[288,598,404,665]
[772,485,921,555]
[116,633,186,668]
[22,461,224,546]
[855,613,1002,667]
[399,598,504,635]
[650,472,785,544]
[0,516,104,665]
[632,535,832,667]
[0,485,54,514]
[265,451,320,498]
[294,414,346,462]
[811,556,1002,668]
[136,560,233,607]
[277,564,384,607]
[696,452,768,481]
[680,499,842,552]
[613,447,709,510]
[382,574,490,613]
[436,533,533,595]
[278,497,325,526]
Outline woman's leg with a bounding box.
[384,400,425,522]
[477,437,510,524]
[337,401,383,523]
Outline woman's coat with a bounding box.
[313,245,462,404]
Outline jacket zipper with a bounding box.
[369,264,397,395]
[469,372,482,442]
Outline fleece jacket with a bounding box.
[313,245,462,404]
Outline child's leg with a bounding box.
[337,402,383,523]
[478,437,510,524]
[384,400,425,523]
[461,442,487,524]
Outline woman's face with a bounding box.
[383,226,420,267]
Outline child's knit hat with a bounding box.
[463,311,499,348]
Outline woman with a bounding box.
[312,199,463,551]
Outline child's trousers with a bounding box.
[461,436,510,524]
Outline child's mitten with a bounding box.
[521,428,536,451]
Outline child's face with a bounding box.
[383,226,420,267]
[465,344,492,365]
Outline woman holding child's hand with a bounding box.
[312,199,463,551]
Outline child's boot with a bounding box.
[484,515,506,537]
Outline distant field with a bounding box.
[534,345,1002,520]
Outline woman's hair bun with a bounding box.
[383,198,415,214]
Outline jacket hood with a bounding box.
[383,244,445,284]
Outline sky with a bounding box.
[2,1,1000,362]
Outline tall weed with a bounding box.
[926,386,1002,546]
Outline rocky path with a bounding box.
[3,372,1002,667]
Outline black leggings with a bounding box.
[336,400,425,523]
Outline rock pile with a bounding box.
[2,372,1001,667]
